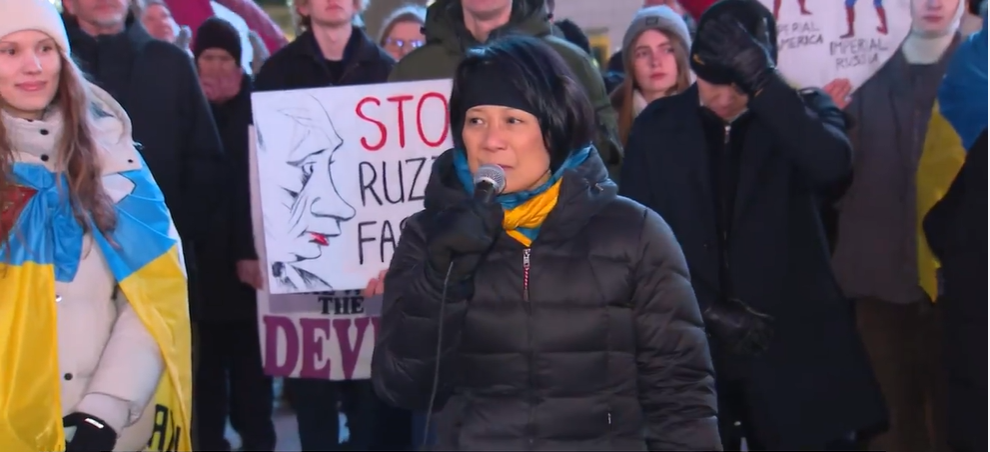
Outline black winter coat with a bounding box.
[923,129,987,452]
[619,78,887,449]
[196,74,258,322]
[64,16,224,245]
[372,149,721,451]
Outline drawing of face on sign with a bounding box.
[255,93,357,292]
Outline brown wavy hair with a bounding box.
[611,29,691,147]
[0,53,116,253]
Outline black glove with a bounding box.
[64,412,117,452]
[693,15,777,96]
[425,199,503,290]
[702,298,774,356]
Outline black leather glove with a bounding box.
[693,15,778,96]
[425,199,503,290]
[702,298,774,356]
[64,412,117,452]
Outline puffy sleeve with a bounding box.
[74,288,165,435]
[371,212,469,411]
[631,208,721,451]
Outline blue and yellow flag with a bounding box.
[0,154,192,451]
[916,101,967,301]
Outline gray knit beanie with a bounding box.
[621,6,692,59]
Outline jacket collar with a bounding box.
[63,13,155,56]
[286,26,382,65]
[424,0,554,55]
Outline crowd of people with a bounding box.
[0,0,985,451]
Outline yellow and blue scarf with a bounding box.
[0,157,191,451]
[454,146,591,247]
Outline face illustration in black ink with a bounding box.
[258,94,356,290]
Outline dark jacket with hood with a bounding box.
[372,148,720,451]
[254,26,394,91]
[620,77,887,448]
[389,0,623,182]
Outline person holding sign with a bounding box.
[832,1,965,450]
[372,35,719,451]
[253,1,405,450]
[190,17,277,452]
[0,1,191,451]
[620,0,886,449]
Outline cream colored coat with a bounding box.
[8,84,168,451]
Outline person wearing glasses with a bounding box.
[378,4,425,61]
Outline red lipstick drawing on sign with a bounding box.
[310,232,330,246]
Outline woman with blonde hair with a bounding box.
[0,1,191,451]
[610,5,692,146]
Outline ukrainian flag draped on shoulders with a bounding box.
[0,87,192,451]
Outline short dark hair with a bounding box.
[449,35,596,171]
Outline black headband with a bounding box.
[459,65,538,117]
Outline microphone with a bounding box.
[473,164,506,204]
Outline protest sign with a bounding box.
[760,0,912,91]
[251,79,453,295]
[249,79,453,378]
[250,124,384,380]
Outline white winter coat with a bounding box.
[7,84,166,451]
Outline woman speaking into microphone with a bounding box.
[371,36,720,451]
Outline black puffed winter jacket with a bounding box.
[372,148,721,451]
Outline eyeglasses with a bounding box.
[384,38,424,51]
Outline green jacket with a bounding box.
[389,0,623,182]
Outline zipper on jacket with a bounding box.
[522,248,532,302]
[522,247,535,446]
[722,124,732,246]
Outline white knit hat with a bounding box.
[0,0,71,54]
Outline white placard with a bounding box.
[251,79,453,295]
[761,0,914,91]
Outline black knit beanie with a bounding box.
[193,17,242,64]
[691,0,778,85]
